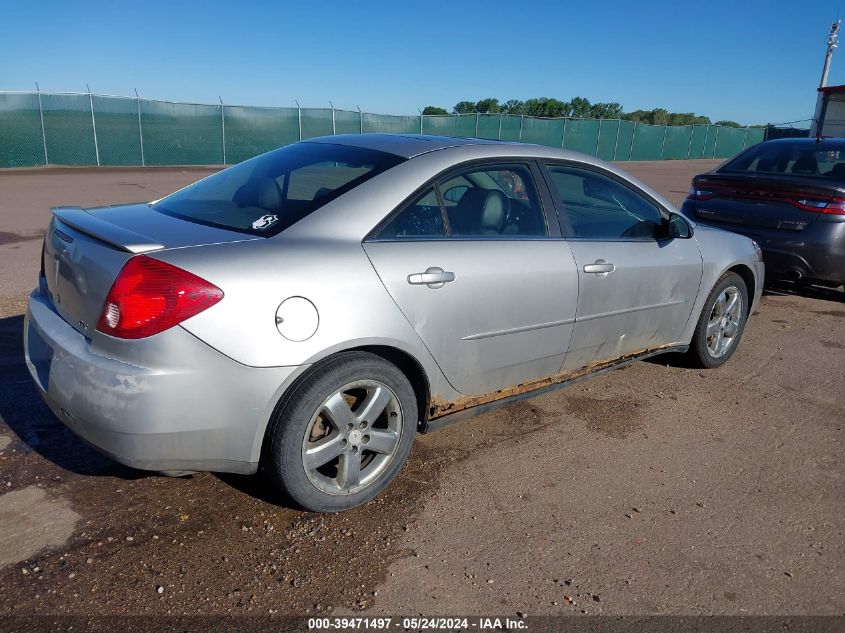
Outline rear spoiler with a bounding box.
[50,206,164,254]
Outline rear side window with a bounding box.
[442,165,546,237]
[722,143,845,181]
[545,165,664,240]
[153,143,405,236]
[375,187,446,239]
[373,163,548,240]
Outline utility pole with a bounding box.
[812,20,841,138]
[820,20,840,88]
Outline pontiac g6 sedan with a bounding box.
[24,134,764,512]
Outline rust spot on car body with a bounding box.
[428,344,678,419]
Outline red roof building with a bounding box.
[812,84,845,137]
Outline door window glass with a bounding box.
[373,187,445,239]
[440,165,547,237]
[546,165,664,239]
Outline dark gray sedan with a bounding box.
[682,137,845,289]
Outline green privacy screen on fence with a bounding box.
[0,92,765,168]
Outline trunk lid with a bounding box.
[689,174,844,232]
[44,203,257,337]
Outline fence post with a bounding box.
[219,97,226,164]
[560,117,568,148]
[686,124,694,160]
[35,82,48,165]
[87,85,100,167]
[700,126,709,159]
[595,118,603,157]
[659,124,668,160]
[743,126,749,149]
[357,106,363,133]
[713,126,720,158]
[612,119,621,161]
[295,100,302,141]
[497,113,503,140]
[518,115,524,142]
[135,89,145,167]
[628,122,637,161]
[419,109,423,134]
[475,112,479,138]
[330,101,336,135]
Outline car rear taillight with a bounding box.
[795,196,845,215]
[687,178,715,200]
[688,177,845,215]
[96,255,223,339]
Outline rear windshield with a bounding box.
[721,143,845,181]
[153,143,405,236]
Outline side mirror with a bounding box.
[443,185,468,203]
[665,212,693,239]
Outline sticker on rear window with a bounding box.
[252,214,278,230]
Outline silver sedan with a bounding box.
[24,134,764,511]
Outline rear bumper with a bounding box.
[685,206,845,285]
[24,288,304,474]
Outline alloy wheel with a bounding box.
[706,286,743,358]
[301,380,402,495]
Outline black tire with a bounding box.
[687,272,749,369]
[264,351,417,512]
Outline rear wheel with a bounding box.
[264,352,417,512]
[687,272,749,369]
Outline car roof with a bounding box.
[762,137,845,148]
[305,133,514,159]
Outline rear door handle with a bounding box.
[583,260,615,277]
[407,266,455,289]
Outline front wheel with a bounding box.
[264,352,417,512]
[687,272,749,369]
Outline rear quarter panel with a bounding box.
[151,238,462,404]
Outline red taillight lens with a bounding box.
[688,176,845,215]
[96,256,223,339]
[687,178,715,200]
[816,196,845,215]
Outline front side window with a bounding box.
[153,143,405,236]
[545,165,664,240]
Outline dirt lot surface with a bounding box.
[0,160,842,622]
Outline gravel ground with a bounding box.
[0,160,842,620]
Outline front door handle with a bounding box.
[583,260,615,277]
[407,266,455,289]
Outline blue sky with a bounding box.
[1,0,842,125]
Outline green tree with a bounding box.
[622,109,651,123]
[453,101,476,114]
[589,102,623,119]
[714,120,742,127]
[422,106,448,115]
[667,112,711,125]
[569,96,592,118]
[650,108,670,125]
[503,99,524,114]
[474,98,500,114]
[523,97,570,117]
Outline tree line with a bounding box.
[421,97,744,127]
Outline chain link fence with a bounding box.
[0,91,765,168]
